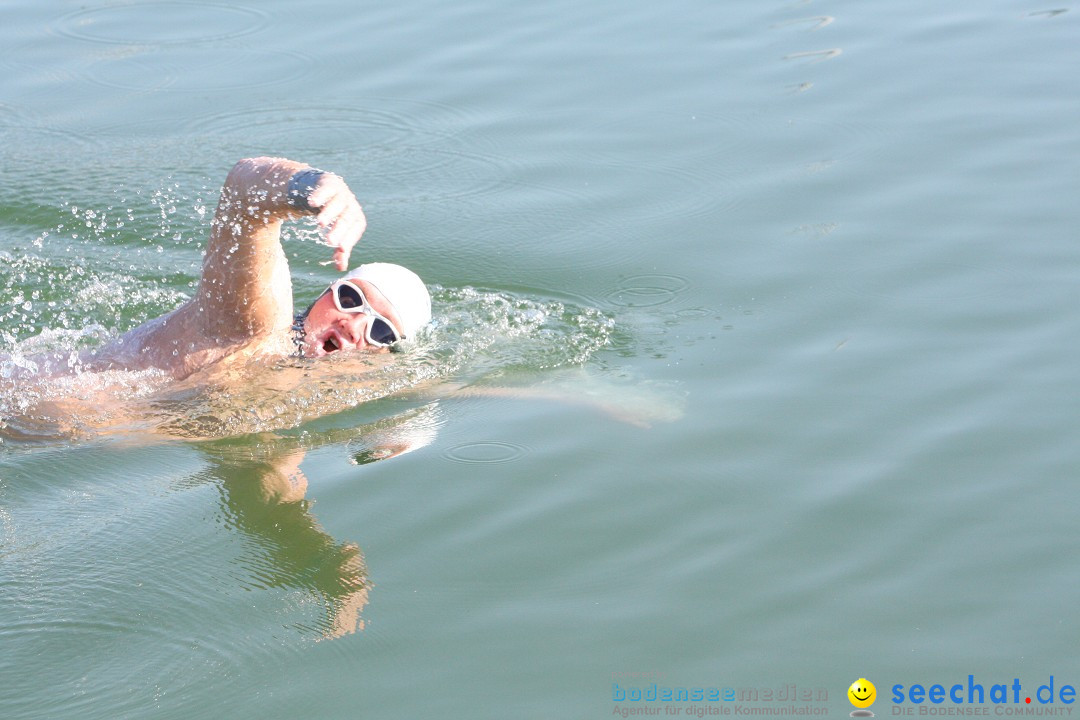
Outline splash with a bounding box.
[2,184,620,442]
[0,182,202,345]
[1,285,616,442]
[145,286,616,439]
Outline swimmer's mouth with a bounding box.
[323,335,342,354]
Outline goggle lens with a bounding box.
[368,318,399,346]
[335,283,365,309]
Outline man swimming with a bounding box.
[85,156,431,379]
[4,157,664,440]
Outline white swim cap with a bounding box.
[343,262,431,340]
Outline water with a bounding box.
[2,0,1079,717]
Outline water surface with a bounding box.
[2,0,1079,717]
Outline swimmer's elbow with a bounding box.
[226,157,278,186]
[227,157,307,183]
[222,157,311,214]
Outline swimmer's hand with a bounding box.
[200,157,371,339]
[224,158,368,272]
[303,172,368,272]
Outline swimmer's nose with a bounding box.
[340,313,372,348]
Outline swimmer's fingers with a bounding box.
[309,176,350,222]
[308,174,360,227]
[305,172,346,210]
[305,173,366,270]
[317,198,349,239]
[325,205,367,271]
[311,179,361,233]
[323,202,365,246]
[332,246,350,272]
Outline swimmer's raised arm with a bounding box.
[196,157,367,341]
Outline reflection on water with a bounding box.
[346,402,442,464]
[51,2,270,46]
[195,401,451,637]
[0,403,444,720]
[198,439,366,638]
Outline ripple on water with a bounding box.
[52,1,269,46]
[185,97,473,155]
[362,145,511,207]
[1027,9,1068,18]
[771,15,836,31]
[589,159,747,228]
[84,46,315,93]
[0,566,247,714]
[0,43,84,93]
[0,118,103,160]
[782,48,843,62]
[443,441,529,465]
[0,472,309,717]
[674,307,711,318]
[604,274,692,309]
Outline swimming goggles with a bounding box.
[330,280,402,346]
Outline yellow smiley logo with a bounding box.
[848,678,876,709]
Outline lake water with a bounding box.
[2,0,1079,717]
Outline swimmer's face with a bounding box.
[299,277,404,358]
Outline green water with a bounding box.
[3,0,1080,718]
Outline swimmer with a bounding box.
[3,157,674,440]
[81,156,430,379]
